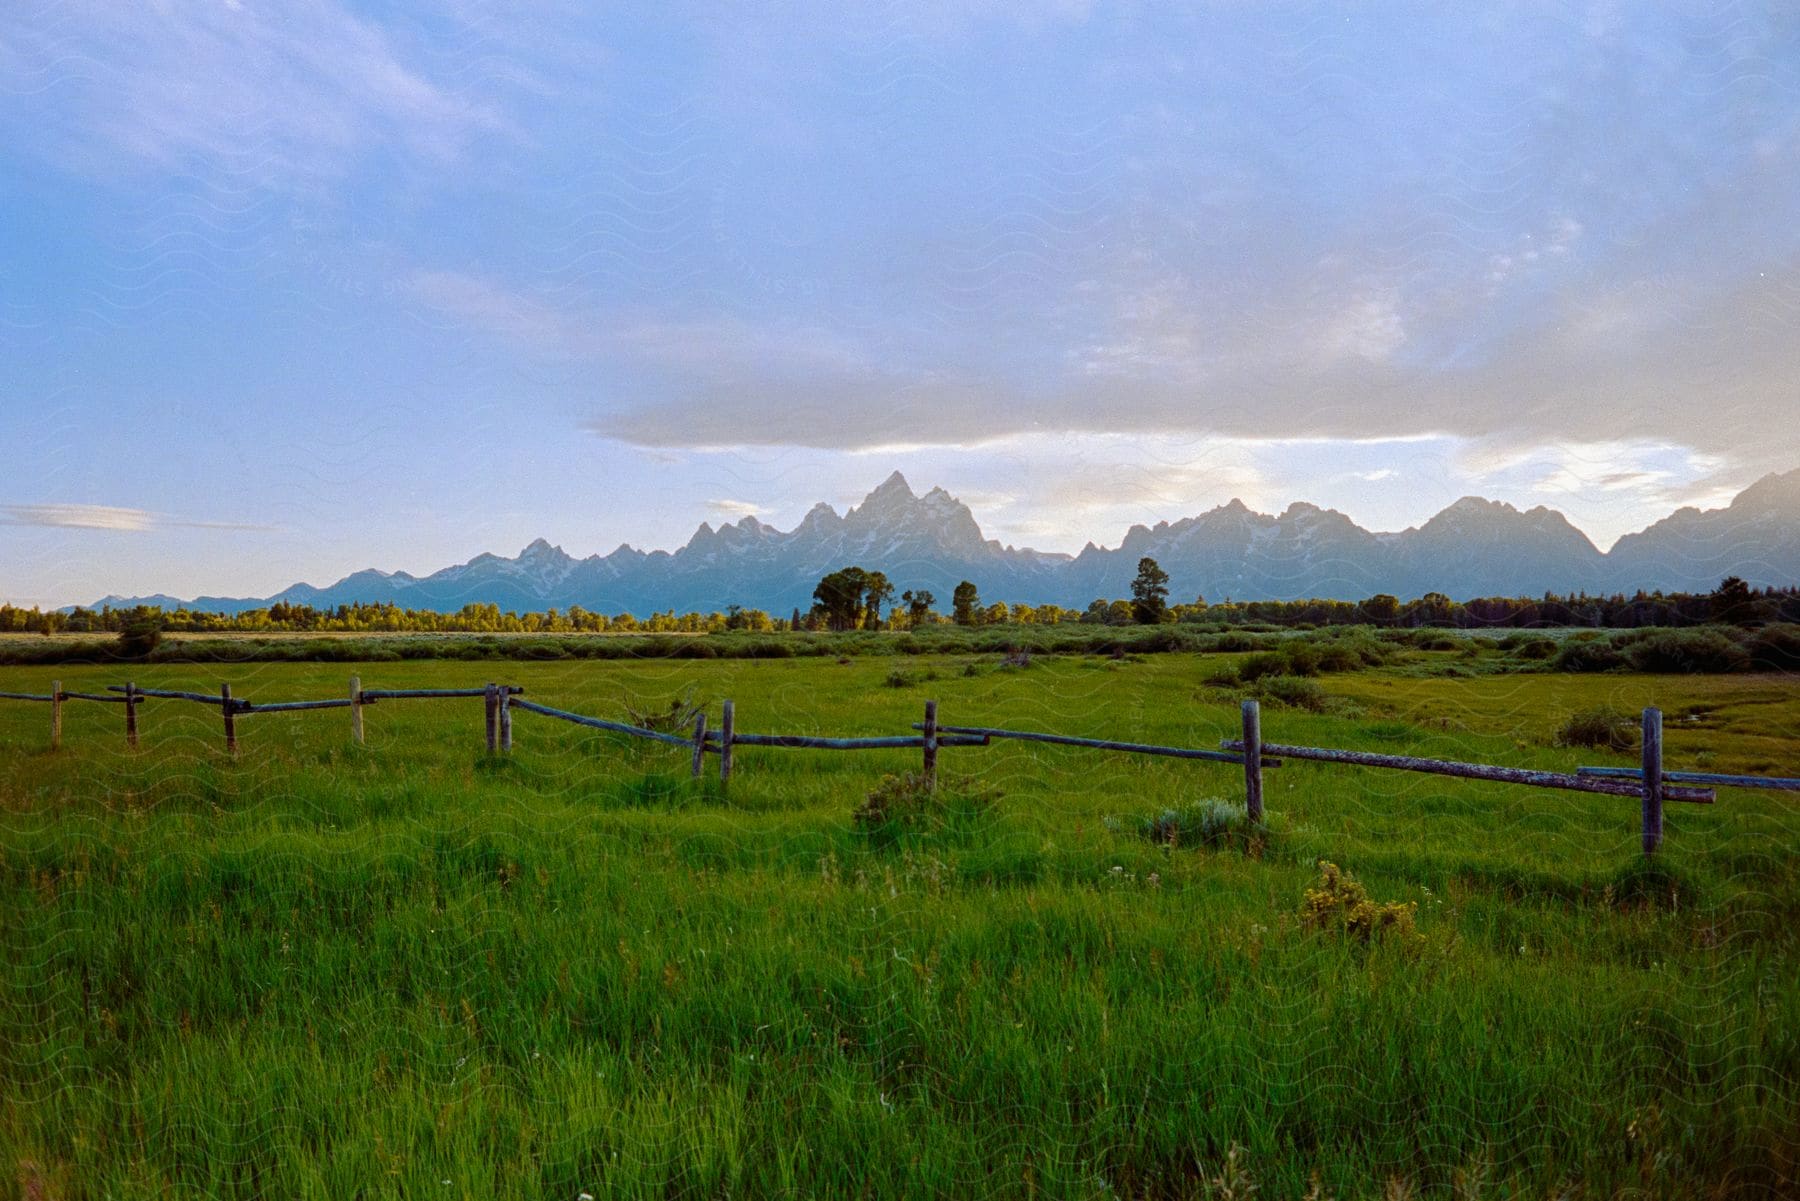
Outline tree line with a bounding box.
[3,565,1793,639]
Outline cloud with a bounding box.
[2,504,157,532]
[0,505,272,533]
[704,499,764,520]
[2,1,504,183]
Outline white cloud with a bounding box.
[2,504,157,532]
[704,499,763,520]
[1324,293,1406,364]
[2,1,504,184]
[0,504,272,533]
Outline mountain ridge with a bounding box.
[85,468,1800,615]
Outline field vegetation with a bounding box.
[1,643,1796,1197]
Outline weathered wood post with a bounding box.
[1241,699,1264,824]
[50,680,62,751]
[221,683,237,756]
[690,711,708,778]
[484,683,499,754]
[719,700,735,786]
[1642,707,1663,855]
[499,687,513,754]
[349,676,364,745]
[921,699,939,789]
[124,683,139,748]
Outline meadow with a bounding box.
[1,646,1796,1198]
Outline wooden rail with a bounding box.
[1577,766,1800,793]
[717,732,988,751]
[508,698,696,748]
[918,722,1278,766]
[1219,739,1714,803]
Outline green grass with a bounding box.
[2,655,1797,1198]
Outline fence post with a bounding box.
[1241,699,1264,824]
[690,711,708,778]
[484,683,498,754]
[499,687,513,753]
[719,700,735,786]
[350,676,364,745]
[922,699,939,789]
[221,684,237,756]
[50,680,62,751]
[124,683,138,748]
[1642,707,1663,855]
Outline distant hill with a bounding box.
[87,468,1800,615]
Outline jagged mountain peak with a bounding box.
[1731,468,1800,514]
[79,469,1800,614]
[520,537,569,559]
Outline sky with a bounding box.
[3,2,1798,608]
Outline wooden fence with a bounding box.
[7,676,1798,857]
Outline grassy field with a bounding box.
[1,650,1796,1198]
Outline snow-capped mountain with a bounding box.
[86,469,1800,615]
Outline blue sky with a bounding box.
[3,2,1798,607]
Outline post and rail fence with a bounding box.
[5,677,1795,857]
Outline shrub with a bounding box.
[624,687,706,735]
[1554,707,1639,753]
[1622,628,1749,674]
[1132,798,1251,850]
[1552,638,1626,673]
[1298,861,1419,944]
[1281,640,1323,675]
[883,669,915,688]
[1254,675,1328,712]
[852,772,999,848]
[1237,652,1294,681]
[1510,637,1557,661]
[115,620,163,660]
[1745,624,1800,672]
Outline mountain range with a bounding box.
[90,469,1800,616]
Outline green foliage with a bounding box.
[1620,628,1750,674]
[951,580,981,626]
[114,619,163,660]
[1298,861,1420,944]
[851,772,998,849]
[1,657,1797,1196]
[1554,707,1641,753]
[1129,556,1170,625]
[1251,674,1329,712]
[1126,798,1254,851]
[1552,637,1627,673]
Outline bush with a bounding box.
[883,669,916,688]
[115,620,163,660]
[1510,637,1557,660]
[852,772,999,849]
[1745,624,1800,672]
[1552,638,1626,673]
[1554,707,1640,753]
[1254,675,1328,712]
[1237,651,1295,681]
[1131,798,1252,850]
[1622,629,1749,674]
[1298,861,1419,944]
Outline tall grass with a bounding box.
[1,656,1796,1197]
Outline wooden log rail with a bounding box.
[920,723,1280,766]
[1220,739,1714,803]
[359,687,524,701]
[1577,766,1800,793]
[107,685,240,706]
[508,698,696,749]
[713,732,989,751]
